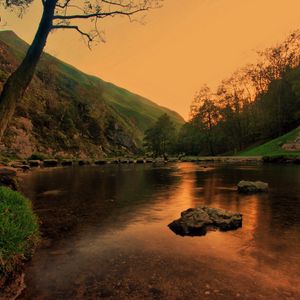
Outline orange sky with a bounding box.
[2,0,300,119]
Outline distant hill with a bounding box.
[239,126,300,156]
[0,31,184,158]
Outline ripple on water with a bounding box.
[19,163,300,300]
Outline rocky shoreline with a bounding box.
[1,154,300,174]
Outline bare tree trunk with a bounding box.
[0,0,56,142]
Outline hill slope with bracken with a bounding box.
[0,31,184,158]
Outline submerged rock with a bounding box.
[136,158,145,163]
[94,160,107,165]
[28,160,41,167]
[145,158,154,163]
[61,159,73,166]
[237,180,268,193]
[78,160,91,166]
[43,159,58,167]
[111,159,120,164]
[168,206,242,237]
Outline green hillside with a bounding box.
[239,127,300,156]
[0,31,184,158]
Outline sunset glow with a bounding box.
[3,0,300,119]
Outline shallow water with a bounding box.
[18,163,300,299]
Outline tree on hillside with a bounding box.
[180,31,300,157]
[0,0,163,142]
[144,114,176,157]
[191,86,220,155]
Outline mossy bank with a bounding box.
[0,187,39,299]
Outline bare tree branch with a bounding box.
[101,0,132,8]
[52,24,97,48]
[51,0,162,46]
[53,7,149,20]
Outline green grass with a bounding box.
[0,187,39,273]
[0,30,185,146]
[239,127,300,156]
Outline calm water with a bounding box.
[18,163,300,300]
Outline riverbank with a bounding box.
[1,154,299,184]
[1,154,300,180]
[1,155,264,168]
[0,187,39,300]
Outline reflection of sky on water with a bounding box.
[19,163,300,299]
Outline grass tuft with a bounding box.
[0,187,39,274]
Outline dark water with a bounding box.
[18,163,300,300]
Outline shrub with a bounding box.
[0,187,39,273]
[28,152,47,161]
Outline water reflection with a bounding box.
[19,163,300,300]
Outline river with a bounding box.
[18,162,300,299]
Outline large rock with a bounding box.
[237,180,268,193]
[168,206,242,237]
[282,142,300,152]
[10,162,30,171]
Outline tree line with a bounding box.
[145,31,300,157]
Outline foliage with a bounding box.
[144,114,177,157]
[27,152,48,161]
[0,187,39,273]
[181,31,300,156]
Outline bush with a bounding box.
[28,152,47,161]
[0,187,39,273]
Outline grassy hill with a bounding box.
[0,31,184,158]
[239,127,300,156]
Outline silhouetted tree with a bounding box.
[191,86,220,155]
[144,114,176,157]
